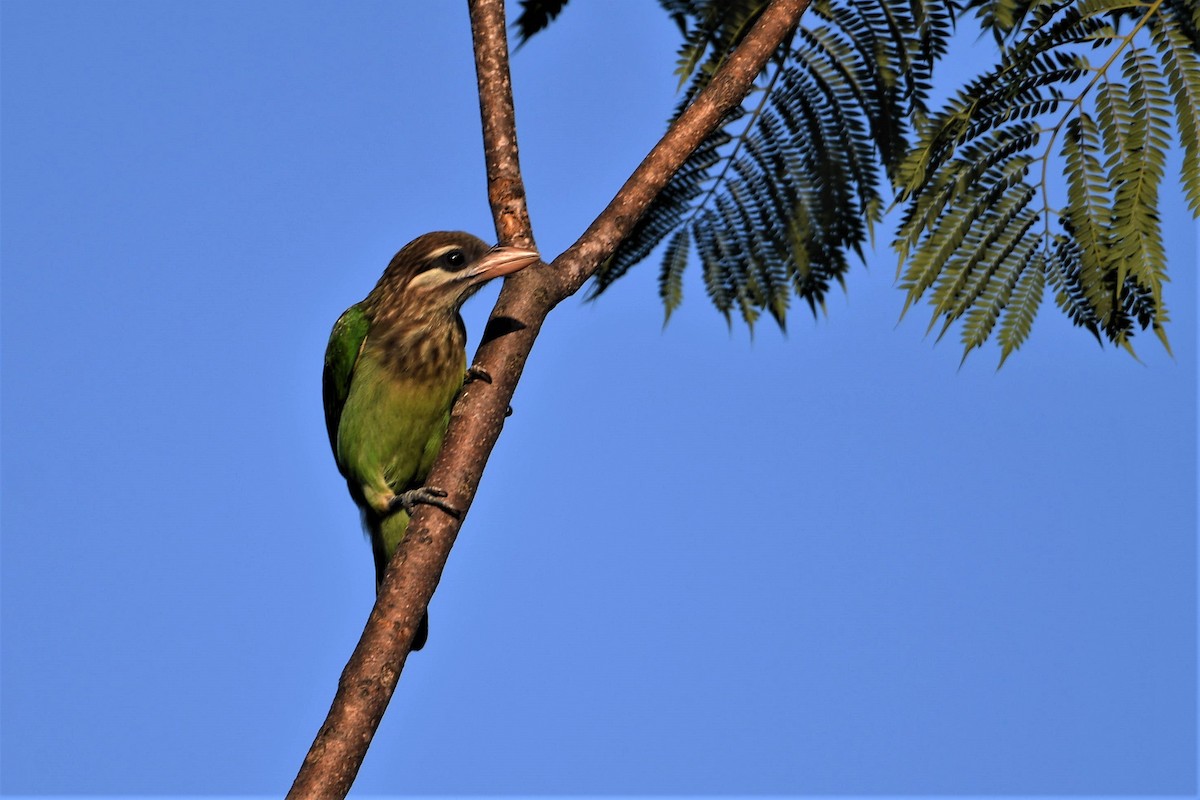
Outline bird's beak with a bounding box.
[465,246,540,283]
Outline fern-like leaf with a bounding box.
[996,249,1047,366]
[1152,12,1200,214]
[590,0,956,334]
[659,227,692,323]
[895,0,1192,363]
[562,0,1192,365]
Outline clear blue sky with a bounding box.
[1,1,1195,795]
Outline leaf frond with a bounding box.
[894,0,1189,363]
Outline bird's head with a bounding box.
[369,231,540,317]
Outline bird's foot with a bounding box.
[465,365,512,416]
[389,487,461,519]
[464,365,492,384]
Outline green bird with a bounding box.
[323,231,539,650]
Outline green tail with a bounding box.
[368,509,429,651]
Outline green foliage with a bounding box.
[589,0,956,334]
[900,0,1197,362]
[519,0,1199,364]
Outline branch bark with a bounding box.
[471,0,535,249]
[289,1,808,796]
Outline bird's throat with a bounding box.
[369,309,468,385]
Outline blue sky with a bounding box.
[1,1,1195,795]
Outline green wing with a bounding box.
[322,304,371,457]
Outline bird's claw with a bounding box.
[390,487,461,519]
[464,366,512,417]
[465,365,493,385]
[466,365,512,416]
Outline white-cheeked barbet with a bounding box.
[322,231,539,650]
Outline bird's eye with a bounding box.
[445,250,466,268]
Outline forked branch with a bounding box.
[288,1,808,796]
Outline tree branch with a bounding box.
[549,0,809,297]
[289,1,808,796]
[471,0,536,248]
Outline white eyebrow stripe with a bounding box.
[423,244,463,261]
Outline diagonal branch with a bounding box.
[289,1,808,796]
[549,0,809,297]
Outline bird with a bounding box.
[323,231,539,650]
